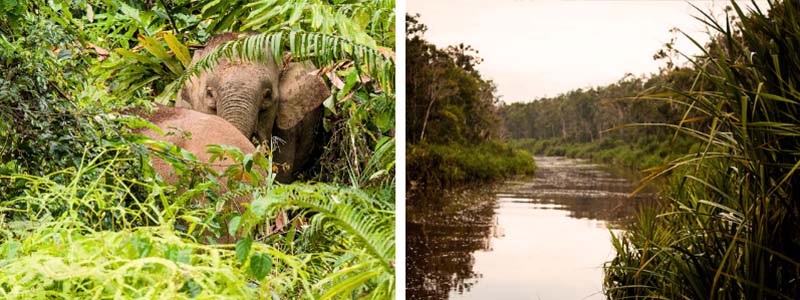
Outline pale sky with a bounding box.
[408,0,767,103]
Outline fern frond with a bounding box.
[200,0,395,47]
[162,30,394,104]
[260,183,395,272]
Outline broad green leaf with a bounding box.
[137,34,170,60]
[250,191,269,218]
[235,237,253,263]
[138,34,183,75]
[163,244,191,264]
[2,241,20,259]
[228,216,242,237]
[323,94,336,114]
[131,236,152,258]
[114,48,151,64]
[243,153,253,172]
[162,32,191,67]
[249,252,273,280]
[338,69,358,99]
[319,269,382,300]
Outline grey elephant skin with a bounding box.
[178,33,330,183]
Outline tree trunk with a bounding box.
[420,95,437,142]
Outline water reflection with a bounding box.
[406,156,655,300]
[406,187,499,298]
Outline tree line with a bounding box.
[500,68,699,144]
[406,14,502,145]
[406,14,534,186]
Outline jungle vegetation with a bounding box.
[604,1,800,298]
[500,0,800,298]
[0,0,395,299]
[406,14,535,187]
[501,65,703,170]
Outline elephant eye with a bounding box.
[263,88,272,100]
[206,88,214,99]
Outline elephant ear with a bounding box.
[277,62,330,130]
[176,87,193,108]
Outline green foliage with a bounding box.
[200,0,394,47]
[605,1,800,298]
[511,135,698,171]
[500,70,697,145]
[1,0,395,298]
[0,9,142,199]
[0,147,394,298]
[406,14,501,145]
[408,142,536,187]
[406,15,533,186]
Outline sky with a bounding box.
[408,0,766,103]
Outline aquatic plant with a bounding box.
[605,1,800,299]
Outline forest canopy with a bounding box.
[500,68,701,170]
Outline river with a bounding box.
[406,156,655,300]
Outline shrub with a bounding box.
[407,141,535,187]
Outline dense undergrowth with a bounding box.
[406,15,535,187]
[603,1,800,299]
[1,1,395,299]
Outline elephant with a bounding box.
[133,106,259,197]
[134,105,288,243]
[177,32,330,183]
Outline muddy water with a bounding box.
[406,156,655,300]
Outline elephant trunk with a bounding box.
[218,89,260,138]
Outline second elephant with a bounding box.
[178,33,329,182]
[133,106,258,214]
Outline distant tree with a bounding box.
[406,14,502,145]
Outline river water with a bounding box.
[407,156,655,300]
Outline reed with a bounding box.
[0,145,395,299]
[605,1,800,299]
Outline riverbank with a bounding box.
[510,136,698,171]
[407,141,536,187]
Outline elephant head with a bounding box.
[178,33,330,181]
[178,33,280,141]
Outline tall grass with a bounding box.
[605,1,800,299]
[0,142,395,299]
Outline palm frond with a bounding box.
[161,30,394,104]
